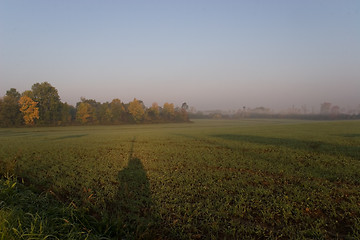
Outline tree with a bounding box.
[22,90,34,98]
[60,102,75,125]
[31,82,62,124]
[128,98,145,123]
[181,102,189,111]
[76,102,96,124]
[0,98,3,125]
[76,97,100,124]
[6,88,21,99]
[331,105,340,116]
[0,88,23,127]
[146,102,160,121]
[98,102,111,124]
[179,102,189,122]
[78,97,101,123]
[110,99,125,123]
[162,102,175,121]
[104,106,113,124]
[18,96,39,126]
[320,102,332,115]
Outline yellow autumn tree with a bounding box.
[18,95,39,126]
[162,102,175,120]
[128,98,145,123]
[76,102,93,124]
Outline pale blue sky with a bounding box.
[1,0,359,111]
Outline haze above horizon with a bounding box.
[1,0,359,112]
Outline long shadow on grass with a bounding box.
[340,133,360,138]
[52,134,88,140]
[113,138,159,238]
[211,134,360,160]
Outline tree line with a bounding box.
[189,107,360,121]
[0,82,189,127]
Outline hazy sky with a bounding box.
[1,0,359,111]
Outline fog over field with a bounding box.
[1,1,359,112]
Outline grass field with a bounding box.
[1,119,360,239]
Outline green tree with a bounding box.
[60,102,75,125]
[104,106,113,124]
[31,82,62,125]
[6,88,21,99]
[22,90,34,98]
[0,88,23,127]
[97,102,111,124]
[145,102,160,122]
[110,99,125,123]
[128,98,145,123]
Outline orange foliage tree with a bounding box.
[162,102,175,120]
[18,95,39,126]
[76,102,95,124]
[128,98,145,123]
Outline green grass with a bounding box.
[1,119,360,239]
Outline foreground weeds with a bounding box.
[0,174,101,239]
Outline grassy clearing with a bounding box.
[1,119,360,239]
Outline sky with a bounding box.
[1,0,359,112]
